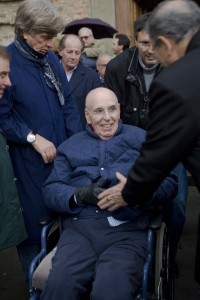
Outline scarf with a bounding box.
[14,38,65,106]
[138,54,159,73]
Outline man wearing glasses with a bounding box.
[78,27,113,69]
[105,13,159,128]
[41,87,177,300]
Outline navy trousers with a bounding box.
[163,163,188,260]
[41,218,147,300]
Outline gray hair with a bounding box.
[96,53,112,64]
[14,0,64,38]
[146,0,200,45]
[78,27,93,37]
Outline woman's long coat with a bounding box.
[0,43,82,244]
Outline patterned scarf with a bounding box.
[14,37,65,106]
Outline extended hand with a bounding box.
[75,178,110,206]
[32,134,57,164]
[97,172,127,211]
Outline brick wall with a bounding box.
[52,0,90,23]
[0,0,90,46]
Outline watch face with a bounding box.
[27,133,36,143]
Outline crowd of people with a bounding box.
[1,0,200,299]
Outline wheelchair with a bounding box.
[29,214,174,300]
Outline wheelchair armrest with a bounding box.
[38,214,57,226]
[29,217,61,291]
[148,213,163,230]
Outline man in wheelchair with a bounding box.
[40,87,178,300]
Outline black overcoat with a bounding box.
[121,31,200,283]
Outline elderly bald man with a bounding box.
[41,87,177,300]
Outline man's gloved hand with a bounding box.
[75,178,110,206]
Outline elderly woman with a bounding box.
[41,87,177,300]
[0,0,82,280]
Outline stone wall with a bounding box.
[0,0,115,46]
[0,1,22,45]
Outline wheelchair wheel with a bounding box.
[154,223,174,300]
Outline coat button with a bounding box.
[100,167,104,170]
[133,107,137,111]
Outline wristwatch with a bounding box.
[27,132,36,143]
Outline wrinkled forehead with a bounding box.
[87,92,118,110]
[136,29,151,41]
[64,38,82,50]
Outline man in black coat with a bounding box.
[104,12,188,274]
[98,0,200,284]
[105,13,161,129]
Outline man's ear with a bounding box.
[134,38,138,47]
[157,36,174,54]
[58,49,63,57]
[119,44,123,52]
[23,32,28,40]
[85,109,90,124]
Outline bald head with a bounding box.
[58,34,83,51]
[85,87,118,109]
[146,0,200,44]
[85,87,120,140]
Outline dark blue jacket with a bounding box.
[0,42,82,244]
[43,122,178,223]
[68,63,102,128]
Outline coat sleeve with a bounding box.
[149,168,178,207]
[0,90,31,143]
[104,59,123,101]
[122,78,198,207]
[42,144,83,215]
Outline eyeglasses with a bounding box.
[138,41,153,49]
[80,35,92,40]
[86,105,118,117]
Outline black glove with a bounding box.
[75,178,110,206]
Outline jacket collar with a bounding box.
[186,30,200,54]
[85,120,123,139]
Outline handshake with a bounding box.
[75,178,110,206]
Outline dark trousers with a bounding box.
[163,163,188,260]
[195,213,200,284]
[41,218,147,300]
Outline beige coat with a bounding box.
[84,38,113,57]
